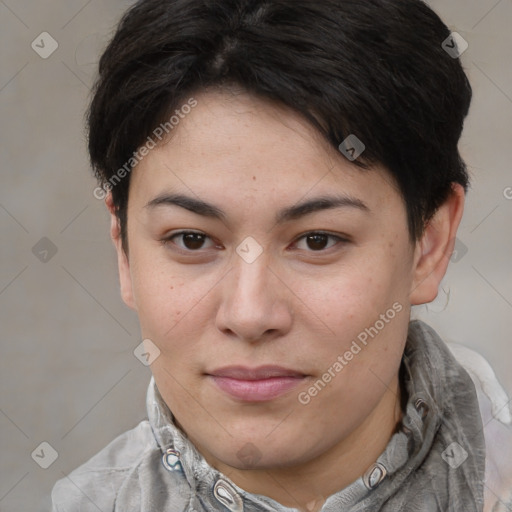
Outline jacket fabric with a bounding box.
[49,320,512,511]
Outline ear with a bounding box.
[410,183,465,306]
[105,193,136,310]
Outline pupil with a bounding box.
[184,233,204,250]
[308,234,328,251]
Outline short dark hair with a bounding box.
[88,0,472,252]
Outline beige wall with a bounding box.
[1,1,511,510]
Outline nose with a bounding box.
[215,255,293,344]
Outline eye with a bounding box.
[161,230,349,254]
[162,231,217,251]
[293,231,348,252]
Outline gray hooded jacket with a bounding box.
[49,320,512,511]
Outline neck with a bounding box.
[207,375,403,512]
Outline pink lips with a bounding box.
[207,365,306,402]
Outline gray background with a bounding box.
[1,1,511,510]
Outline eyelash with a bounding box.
[160,230,349,254]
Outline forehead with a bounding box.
[130,89,403,218]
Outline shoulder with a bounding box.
[446,342,512,510]
[51,420,156,511]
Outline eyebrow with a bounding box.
[145,192,370,224]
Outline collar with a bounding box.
[146,320,485,511]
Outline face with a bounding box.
[115,89,426,472]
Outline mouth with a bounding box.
[206,365,308,402]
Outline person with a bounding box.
[49,0,512,510]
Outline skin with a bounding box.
[106,88,464,511]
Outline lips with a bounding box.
[207,365,307,402]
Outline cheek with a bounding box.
[304,265,400,336]
[133,272,181,334]
[297,257,409,379]
[128,247,201,343]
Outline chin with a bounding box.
[206,434,316,471]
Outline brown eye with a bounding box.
[294,232,345,252]
[305,234,330,251]
[163,231,215,251]
[181,233,207,250]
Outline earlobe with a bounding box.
[410,184,465,306]
[105,193,137,311]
